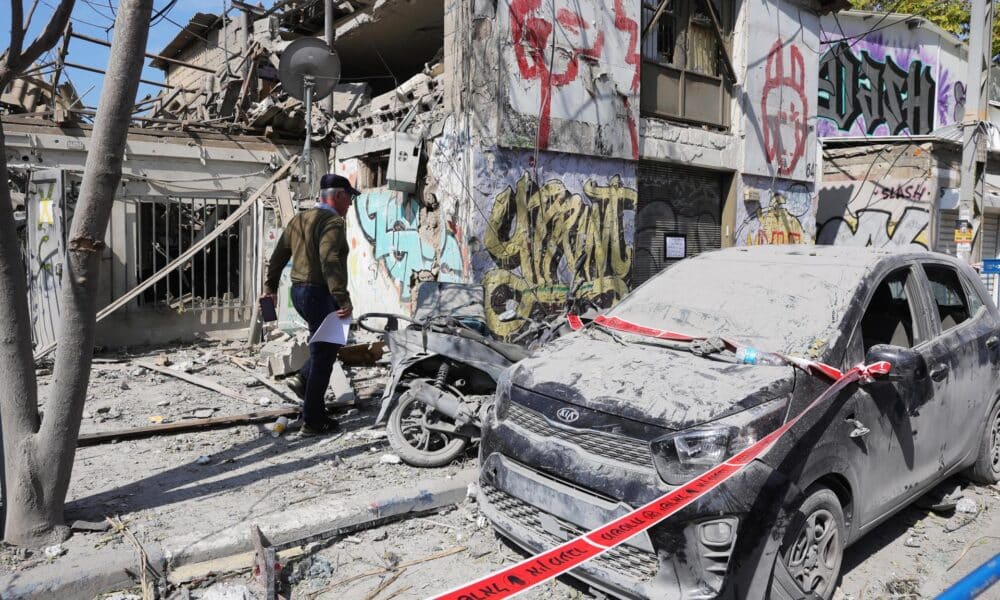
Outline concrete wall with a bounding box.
[818,144,937,249]
[741,0,821,183]
[334,123,471,316]
[492,0,642,160]
[817,12,967,138]
[470,147,637,337]
[735,175,817,246]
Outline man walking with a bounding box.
[263,174,360,435]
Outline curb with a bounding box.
[0,469,477,600]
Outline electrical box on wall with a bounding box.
[388,133,421,193]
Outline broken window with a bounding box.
[132,197,248,310]
[858,268,918,355]
[359,151,391,188]
[923,265,971,332]
[640,0,733,128]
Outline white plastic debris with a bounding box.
[380,454,402,464]
[466,482,479,499]
[43,544,66,558]
[195,455,211,465]
[258,397,271,406]
[956,498,978,514]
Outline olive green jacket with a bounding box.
[264,207,352,310]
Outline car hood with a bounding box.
[510,334,795,430]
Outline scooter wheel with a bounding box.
[387,389,468,468]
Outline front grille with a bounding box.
[507,403,653,469]
[482,484,659,582]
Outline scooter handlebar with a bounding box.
[357,312,418,334]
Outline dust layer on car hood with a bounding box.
[511,335,795,430]
[510,247,881,429]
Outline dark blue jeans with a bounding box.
[291,284,342,428]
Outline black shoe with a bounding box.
[300,418,341,437]
[286,373,305,400]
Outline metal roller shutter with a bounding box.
[633,162,724,286]
[936,211,1000,259]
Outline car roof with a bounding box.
[697,245,965,272]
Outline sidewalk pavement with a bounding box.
[0,469,477,600]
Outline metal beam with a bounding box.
[63,61,202,93]
[70,31,216,74]
[641,0,673,41]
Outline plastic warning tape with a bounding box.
[428,358,891,600]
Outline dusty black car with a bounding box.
[478,246,1000,600]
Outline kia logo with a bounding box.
[556,407,580,423]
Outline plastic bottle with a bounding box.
[736,347,785,366]
[270,416,289,437]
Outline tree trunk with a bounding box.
[1,0,153,546]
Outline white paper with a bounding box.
[310,313,351,345]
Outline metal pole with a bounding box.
[241,10,252,80]
[325,0,336,113]
[957,0,994,264]
[300,76,315,212]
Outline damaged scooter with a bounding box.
[359,281,594,467]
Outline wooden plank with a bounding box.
[251,525,278,600]
[337,341,386,366]
[274,179,295,225]
[135,360,255,403]
[229,357,301,404]
[77,407,298,446]
[34,155,298,361]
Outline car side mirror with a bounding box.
[864,344,927,382]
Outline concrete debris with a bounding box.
[101,594,142,600]
[329,362,356,404]
[119,380,130,391]
[195,455,212,465]
[42,545,66,559]
[198,582,253,600]
[156,400,171,407]
[372,530,389,542]
[243,377,263,388]
[71,519,112,533]
[466,482,479,499]
[380,454,402,465]
[261,336,309,377]
[917,483,963,513]
[258,397,271,406]
[287,555,335,585]
[956,498,978,514]
[154,354,172,367]
[192,408,216,419]
[904,536,922,548]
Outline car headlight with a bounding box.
[494,367,513,421]
[650,398,787,485]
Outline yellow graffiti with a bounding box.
[483,173,636,338]
[746,195,811,246]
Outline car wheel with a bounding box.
[771,486,845,600]
[964,399,1000,485]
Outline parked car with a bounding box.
[478,246,1000,600]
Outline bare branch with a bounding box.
[23,0,41,34]
[3,0,27,80]
[18,0,77,72]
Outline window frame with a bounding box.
[639,0,734,129]
[844,264,929,368]
[919,262,976,337]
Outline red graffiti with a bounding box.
[761,40,808,177]
[614,0,640,158]
[511,0,605,152]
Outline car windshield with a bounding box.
[607,253,871,356]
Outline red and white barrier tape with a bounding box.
[428,315,890,600]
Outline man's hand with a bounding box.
[336,305,352,319]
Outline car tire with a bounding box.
[964,398,1000,485]
[770,486,845,600]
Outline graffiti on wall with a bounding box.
[481,172,637,337]
[817,181,932,249]
[743,1,820,183]
[762,40,810,177]
[818,41,937,136]
[735,177,816,247]
[503,0,641,160]
[355,190,465,300]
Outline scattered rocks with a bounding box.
[380,454,402,464]
[916,482,962,513]
[95,406,111,414]
[904,536,922,548]
[372,530,389,542]
[192,408,216,419]
[288,555,335,584]
[71,519,111,533]
[195,455,211,465]
[198,582,252,600]
[43,544,66,558]
[956,498,978,514]
[119,380,130,391]
[258,397,271,406]
[156,400,171,407]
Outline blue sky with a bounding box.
[1,0,234,108]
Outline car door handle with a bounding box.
[988,336,1000,350]
[930,364,949,381]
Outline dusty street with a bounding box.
[2,342,995,600]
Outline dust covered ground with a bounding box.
[0,340,998,599]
